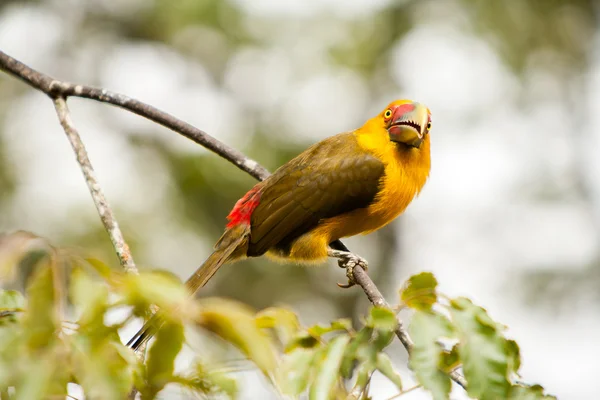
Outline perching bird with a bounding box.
[128,99,432,351]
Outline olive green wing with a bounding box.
[247,133,385,257]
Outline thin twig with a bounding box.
[52,97,137,275]
[352,267,413,349]
[0,50,467,391]
[0,311,17,318]
[386,384,422,399]
[51,96,144,399]
[346,370,374,400]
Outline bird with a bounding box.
[128,99,432,351]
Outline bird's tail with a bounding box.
[127,313,163,351]
[184,226,248,294]
[127,224,250,352]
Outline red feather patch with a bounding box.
[226,187,261,228]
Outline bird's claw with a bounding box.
[335,253,368,289]
[337,265,356,288]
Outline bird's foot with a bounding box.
[327,249,368,289]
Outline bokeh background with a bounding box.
[1,0,600,399]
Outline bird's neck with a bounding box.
[354,125,431,195]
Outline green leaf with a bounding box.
[0,290,25,310]
[0,290,25,324]
[506,339,521,373]
[255,307,301,346]
[114,341,144,391]
[286,319,352,353]
[205,369,238,398]
[23,264,58,349]
[450,297,511,400]
[372,329,394,352]
[356,340,378,365]
[409,311,454,400]
[84,257,114,279]
[309,334,350,400]
[340,327,373,378]
[367,307,397,331]
[120,271,189,319]
[509,384,557,400]
[172,363,238,398]
[376,352,402,391]
[308,318,353,337]
[71,336,137,400]
[286,332,321,352]
[439,344,460,372]
[145,321,185,398]
[14,355,54,400]
[70,267,109,334]
[0,328,20,385]
[279,348,317,395]
[400,272,438,310]
[352,361,376,396]
[196,298,277,375]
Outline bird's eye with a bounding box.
[427,121,432,130]
[384,109,393,119]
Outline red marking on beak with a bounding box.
[392,103,416,120]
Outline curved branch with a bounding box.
[0,49,352,258]
[0,50,269,181]
[0,49,467,391]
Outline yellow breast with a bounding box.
[366,136,431,230]
[315,128,431,241]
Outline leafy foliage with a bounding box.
[0,233,556,399]
[0,232,270,399]
[196,298,278,375]
[400,272,556,400]
[450,297,512,399]
[274,307,404,399]
[400,272,438,311]
[409,311,454,400]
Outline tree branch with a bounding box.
[0,50,269,182]
[0,50,467,391]
[352,267,412,348]
[353,266,467,389]
[52,97,137,274]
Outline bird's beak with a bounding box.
[387,102,429,148]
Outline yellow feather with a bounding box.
[284,101,431,264]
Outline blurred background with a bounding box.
[1,0,599,398]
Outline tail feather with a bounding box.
[184,242,237,295]
[127,224,250,352]
[127,313,163,350]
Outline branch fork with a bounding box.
[0,50,467,392]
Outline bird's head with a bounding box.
[381,100,431,149]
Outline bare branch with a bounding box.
[51,95,144,397]
[52,97,137,275]
[0,50,269,182]
[0,50,467,391]
[0,50,350,251]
